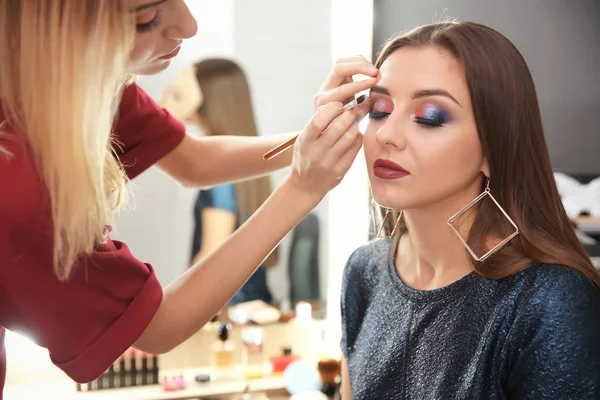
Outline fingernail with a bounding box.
[369,65,378,73]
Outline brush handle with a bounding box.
[262,95,367,160]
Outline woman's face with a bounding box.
[127,0,198,75]
[364,46,488,211]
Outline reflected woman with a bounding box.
[164,59,277,305]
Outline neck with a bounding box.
[395,181,483,290]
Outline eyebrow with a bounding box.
[370,86,462,107]
[134,0,169,12]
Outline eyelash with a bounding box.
[414,116,444,128]
[368,111,447,128]
[368,111,390,120]
[136,9,162,33]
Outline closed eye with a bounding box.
[136,9,162,33]
[369,111,390,120]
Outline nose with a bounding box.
[165,1,198,40]
[375,114,407,150]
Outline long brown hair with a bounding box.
[374,21,600,288]
[193,58,278,267]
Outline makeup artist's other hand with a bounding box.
[285,101,370,200]
[313,55,378,111]
[160,66,203,121]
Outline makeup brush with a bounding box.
[262,94,367,161]
[317,358,341,398]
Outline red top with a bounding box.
[0,83,186,397]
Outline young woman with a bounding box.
[340,21,600,399]
[165,58,279,304]
[0,1,377,395]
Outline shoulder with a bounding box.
[0,136,48,225]
[342,238,392,294]
[509,263,600,338]
[209,183,236,199]
[114,83,187,179]
[515,263,600,309]
[199,184,237,212]
[504,264,600,395]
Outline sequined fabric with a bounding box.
[341,238,600,399]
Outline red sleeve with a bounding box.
[114,83,187,179]
[0,138,162,384]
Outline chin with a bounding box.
[128,59,171,76]
[371,188,403,211]
[371,184,427,211]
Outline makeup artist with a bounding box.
[0,1,377,396]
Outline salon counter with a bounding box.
[4,319,331,400]
[4,370,290,400]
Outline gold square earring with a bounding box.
[447,177,519,262]
[372,207,402,238]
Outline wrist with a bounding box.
[279,175,324,210]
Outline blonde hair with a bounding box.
[0,1,135,280]
[193,58,279,267]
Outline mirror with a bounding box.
[111,0,374,325]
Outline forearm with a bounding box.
[183,132,296,188]
[135,178,319,353]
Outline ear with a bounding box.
[481,157,490,178]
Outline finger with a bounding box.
[303,102,344,142]
[320,109,357,148]
[333,62,379,81]
[334,55,369,64]
[316,78,377,106]
[330,122,360,158]
[321,61,378,91]
[335,133,364,177]
[349,96,373,121]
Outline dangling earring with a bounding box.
[447,177,519,262]
[372,207,402,238]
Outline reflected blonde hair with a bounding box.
[0,1,135,280]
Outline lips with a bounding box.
[160,46,181,60]
[373,158,409,179]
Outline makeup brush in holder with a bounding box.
[317,358,341,399]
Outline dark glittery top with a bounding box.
[341,238,600,399]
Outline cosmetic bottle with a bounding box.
[119,354,126,387]
[140,352,148,385]
[151,354,160,384]
[212,322,235,378]
[129,348,138,386]
[241,326,265,379]
[271,346,299,374]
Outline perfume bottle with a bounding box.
[212,322,235,378]
[241,326,265,379]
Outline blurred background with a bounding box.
[4,1,599,399]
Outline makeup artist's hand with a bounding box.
[160,66,203,121]
[313,55,379,111]
[285,101,370,199]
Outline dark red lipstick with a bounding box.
[373,158,410,179]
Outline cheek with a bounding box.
[362,124,381,161]
[412,129,484,189]
[128,35,158,67]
